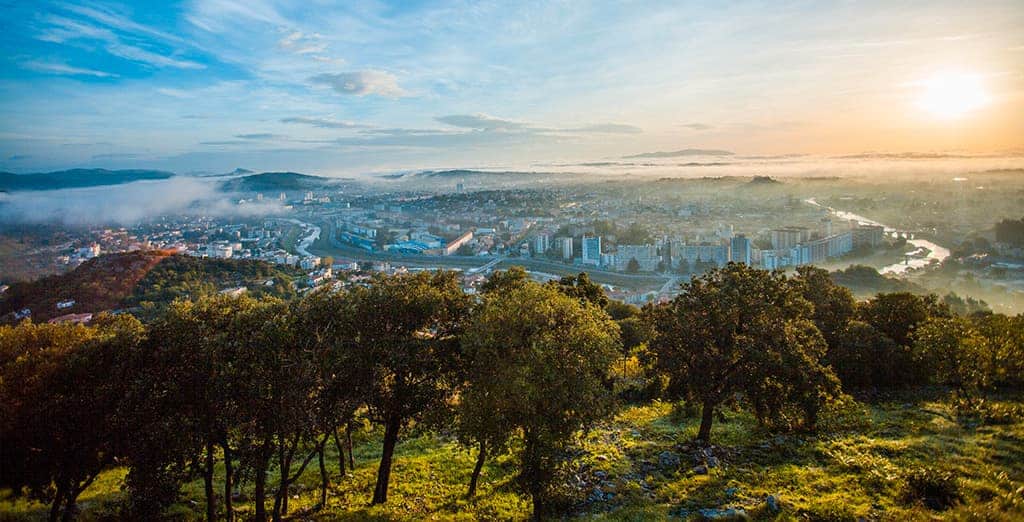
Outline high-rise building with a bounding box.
[730,235,751,265]
[670,241,730,269]
[558,237,573,260]
[581,236,601,266]
[615,244,661,272]
[770,226,810,249]
[533,234,549,255]
[852,224,885,248]
[818,217,833,238]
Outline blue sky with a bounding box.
[1,0,1022,174]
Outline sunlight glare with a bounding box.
[916,71,991,119]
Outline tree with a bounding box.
[0,315,144,522]
[291,288,370,509]
[827,320,899,390]
[229,298,317,522]
[856,293,949,386]
[647,264,839,443]
[792,266,856,349]
[342,272,470,504]
[135,295,257,522]
[551,272,608,308]
[479,266,530,294]
[458,282,620,518]
[914,316,990,406]
[626,257,641,273]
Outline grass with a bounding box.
[2,395,1023,521]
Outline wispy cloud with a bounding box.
[105,42,205,69]
[22,59,118,78]
[309,71,407,97]
[436,114,524,131]
[563,123,642,134]
[680,123,713,131]
[278,31,327,55]
[35,3,205,70]
[281,117,367,129]
[234,133,286,140]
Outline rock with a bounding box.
[766,494,780,513]
[724,487,738,497]
[594,470,608,479]
[707,456,720,468]
[595,454,609,461]
[698,507,749,520]
[658,451,681,470]
[693,464,708,475]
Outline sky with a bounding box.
[1,0,1023,175]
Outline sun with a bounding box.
[916,71,990,119]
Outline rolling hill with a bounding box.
[0,169,175,191]
[218,171,336,192]
[0,251,301,323]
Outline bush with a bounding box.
[902,467,961,510]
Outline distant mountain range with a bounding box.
[623,148,735,159]
[218,171,336,192]
[0,168,174,191]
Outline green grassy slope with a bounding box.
[2,395,1022,520]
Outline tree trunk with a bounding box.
[531,492,544,522]
[346,421,355,469]
[273,438,292,522]
[254,457,269,522]
[371,415,401,504]
[48,485,65,522]
[60,493,76,522]
[223,441,234,522]
[467,440,487,498]
[204,441,217,522]
[697,399,715,445]
[333,428,346,475]
[318,441,328,509]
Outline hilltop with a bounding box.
[0,169,174,191]
[219,171,335,192]
[625,149,735,159]
[0,251,301,322]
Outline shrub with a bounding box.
[902,467,961,510]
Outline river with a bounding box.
[805,199,950,275]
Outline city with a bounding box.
[2,1,1024,521]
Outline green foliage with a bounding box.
[647,264,840,442]
[0,315,144,521]
[458,280,620,516]
[551,272,608,308]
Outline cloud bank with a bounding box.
[0,177,285,225]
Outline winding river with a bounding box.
[805,199,950,275]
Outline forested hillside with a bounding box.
[0,252,301,322]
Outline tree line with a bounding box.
[1,264,1021,521]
